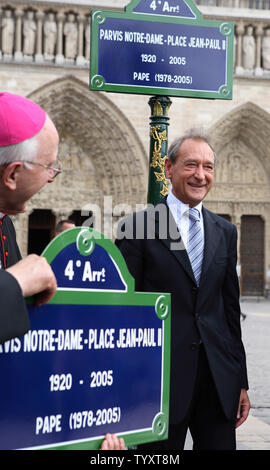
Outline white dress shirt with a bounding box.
[166,189,204,249]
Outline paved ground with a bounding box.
[185,298,270,450]
[237,298,270,449]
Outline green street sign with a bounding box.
[90,0,234,99]
[0,228,171,449]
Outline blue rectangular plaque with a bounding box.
[0,228,170,450]
[90,0,234,99]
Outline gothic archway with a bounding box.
[13,75,148,255]
[28,75,147,208]
[205,102,270,296]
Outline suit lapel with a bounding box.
[153,202,222,287]
[199,207,222,287]
[154,200,196,284]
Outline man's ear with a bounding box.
[164,157,172,180]
[2,162,24,190]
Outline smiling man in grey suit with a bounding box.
[116,129,250,450]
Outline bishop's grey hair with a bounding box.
[0,133,39,167]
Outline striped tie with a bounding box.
[187,208,204,286]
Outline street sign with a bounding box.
[0,228,170,450]
[90,0,234,99]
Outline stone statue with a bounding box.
[44,13,57,58]
[262,28,270,70]
[242,25,255,70]
[63,13,78,60]
[2,9,14,56]
[23,11,36,56]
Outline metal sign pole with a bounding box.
[147,95,172,205]
[90,0,234,205]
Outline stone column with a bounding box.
[235,22,244,75]
[239,0,249,6]
[262,28,270,71]
[55,12,65,65]
[76,14,85,66]
[85,18,91,62]
[262,207,270,296]
[14,9,24,62]
[35,10,44,63]
[231,212,242,292]
[235,215,242,265]
[255,24,263,76]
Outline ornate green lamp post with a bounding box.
[147,96,172,205]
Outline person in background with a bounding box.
[55,219,75,236]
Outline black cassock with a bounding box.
[0,215,30,344]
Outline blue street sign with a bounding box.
[90,0,234,99]
[0,228,170,450]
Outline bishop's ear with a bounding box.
[2,162,24,190]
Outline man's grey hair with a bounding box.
[167,128,216,163]
[0,132,39,168]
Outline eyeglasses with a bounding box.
[23,159,62,179]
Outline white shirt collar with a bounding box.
[167,189,203,217]
[166,189,204,248]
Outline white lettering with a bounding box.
[100,29,123,41]
[133,72,150,81]
[57,329,83,351]
[188,37,221,49]
[163,1,179,12]
[23,329,83,352]
[167,35,187,47]
[116,328,157,348]
[124,31,145,43]
[0,337,21,353]
[82,261,106,283]
[88,329,115,349]
[36,415,62,434]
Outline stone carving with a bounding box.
[63,13,78,60]
[262,28,270,70]
[2,9,14,56]
[23,11,36,56]
[242,25,255,70]
[209,184,270,201]
[215,152,266,185]
[44,13,57,58]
